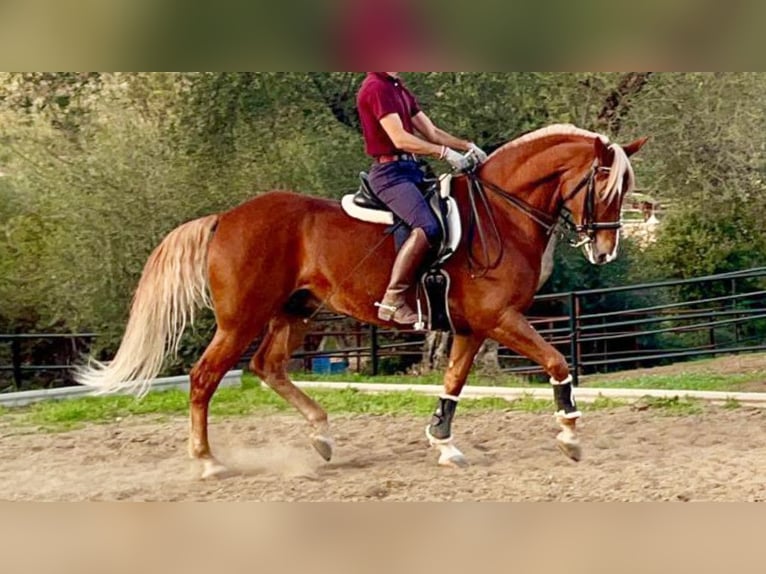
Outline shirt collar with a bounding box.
[371,72,401,85]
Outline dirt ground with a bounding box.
[1,406,765,501]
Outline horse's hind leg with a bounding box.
[489,308,582,461]
[249,315,333,461]
[189,326,255,479]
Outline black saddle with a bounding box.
[354,173,387,210]
[353,169,440,212]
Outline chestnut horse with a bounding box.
[77,124,647,478]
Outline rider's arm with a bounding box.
[379,113,446,158]
[412,111,472,152]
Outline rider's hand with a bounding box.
[468,143,488,163]
[442,147,472,171]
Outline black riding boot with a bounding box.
[376,228,431,324]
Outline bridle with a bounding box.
[464,160,622,275]
[557,161,623,247]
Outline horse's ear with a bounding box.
[594,137,612,166]
[622,136,649,157]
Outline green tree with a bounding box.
[622,72,766,280]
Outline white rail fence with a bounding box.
[2,371,766,409]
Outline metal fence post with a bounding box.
[731,278,740,345]
[568,292,580,386]
[370,325,379,376]
[11,335,23,391]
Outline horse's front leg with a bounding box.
[489,307,582,462]
[426,333,484,467]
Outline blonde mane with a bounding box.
[493,124,607,153]
[490,123,635,204]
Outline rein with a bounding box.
[464,175,505,278]
[465,161,622,271]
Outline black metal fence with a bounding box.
[4,267,766,391]
[511,266,766,382]
[0,332,97,392]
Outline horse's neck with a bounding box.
[451,138,591,271]
[482,139,592,226]
[466,163,559,248]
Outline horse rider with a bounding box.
[357,72,488,325]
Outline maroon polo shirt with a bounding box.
[357,72,421,157]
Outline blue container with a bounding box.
[312,356,332,374]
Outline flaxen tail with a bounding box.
[76,215,219,397]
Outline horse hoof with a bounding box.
[556,433,582,462]
[311,435,334,462]
[200,458,232,480]
[439,453,469,468]
[427,431,469,468]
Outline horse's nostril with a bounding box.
[597,253,608,264]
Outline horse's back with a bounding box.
[212,189,386,265]
[222,189,385,242]
[212,191,337,245]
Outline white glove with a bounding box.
[468,143,488,163]
[442,147,472,171]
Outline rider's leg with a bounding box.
[377,227,432,323]
[369,161,441,324]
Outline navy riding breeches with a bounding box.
[368,160,442,244]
